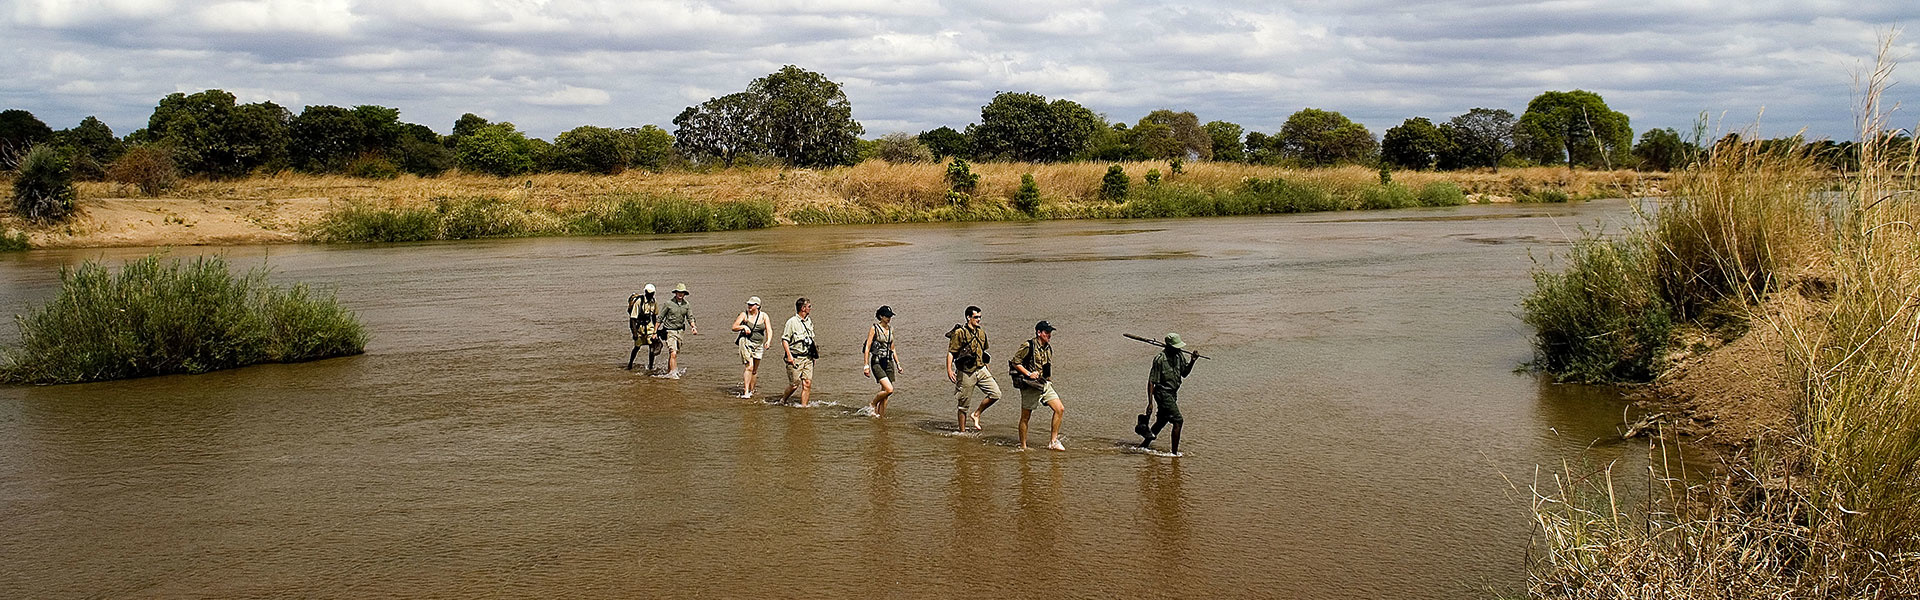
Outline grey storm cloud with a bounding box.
[1,0,1911,142]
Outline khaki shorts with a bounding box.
[788,356,815,384]
[664,330,685,353]
[1019,381,1061,411]
[739,339,765,363]
[954,367,1001,411]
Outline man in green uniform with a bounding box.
[947,305,1001,432]
[1143,332,1198,454]
[1011,320,1066,451]
[627,283,661,372]
[657,283,699,378]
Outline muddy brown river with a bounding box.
[0,200,1650,598]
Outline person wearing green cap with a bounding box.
[657,283,698,379]
[1142,332,1198,454]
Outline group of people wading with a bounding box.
[626,284,1202,454]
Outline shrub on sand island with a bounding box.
[0,254,367,384]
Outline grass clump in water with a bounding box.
[1521,232,1674,383]
[1,229,27,252]
[1,254,367,385]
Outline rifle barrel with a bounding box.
[1122,333,1211,359]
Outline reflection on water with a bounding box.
[0,200,1652,598]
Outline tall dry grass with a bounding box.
[1527,36,1920,598]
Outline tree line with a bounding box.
[4,64,1901,212]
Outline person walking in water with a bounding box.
[946,305,1001,432]
[627,284,661,372]
[1011,320,1066,451]
[862,305,901,417]
[657,283,698,378]
[778,297,817,407]
[731,296,771,398]
[1142,332,1198,454]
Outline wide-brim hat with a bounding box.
[673,283,690,294]
[1164,332,1186,348]
[747,296,761,305]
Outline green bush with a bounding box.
[107,144,178,196]
[1521,233,1674,383]
[1,229,27,252]
[1144,169,1162,186]
[1101,164,1129,202]
[1359,183,1416,209]
[1013,173,1041,215]
[945,157,979,196]
[12,145,76,221]
[396,137,454,177]
[312,202,442,242]
[1121,184,1217,218]
[0,254,367,384]
[568,195,774,236]
[437,197,529,239]
[346,155,400,179]
[455,124,537,176]
[1415,182,1466,206]
[1233,177,1346,213]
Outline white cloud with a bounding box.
[524,85,612,106]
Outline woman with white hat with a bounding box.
[731,296,771,398]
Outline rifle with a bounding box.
[1123,333,1212,360]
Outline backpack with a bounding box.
[1008,339,1044,390]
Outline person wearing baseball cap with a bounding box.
[1010,320,1066,451]
[656,283,698,378]
[862,305,902,417]
[730,296,771,398]
[626,283,662,371]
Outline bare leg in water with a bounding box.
[871,377,893,417]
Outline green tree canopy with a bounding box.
[1277,108,1377,166]
[455,122,536,176]
[1438,107,1516,171]
[140,90,291,177]
[622,125,676,170]
[1135,110,1211,161]
[545,125,627,174]
[967,92,1102,162]
[673,92,764,167]
[1518,90,1632,169]
[57,116,123,164]
[1381,117,1451,170]
[1,109,55,168]
[290,105,366,171]
[748,65,864,168]
[1204,120,1244,162]
[1632,127,1694,171]
[917,126,970,159]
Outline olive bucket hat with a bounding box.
[1164,332,1186,349]
[673,283,690,294]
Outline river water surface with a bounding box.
[1,200,1648,598]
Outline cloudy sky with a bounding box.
[1,1,1913,144]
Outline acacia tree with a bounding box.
[1518,90,1632,169]
[967,92,1102,162]
[1439,107,1516,171]
[749,65,863,168]
[1381,117,1450,170]
[1277,108,1376,166]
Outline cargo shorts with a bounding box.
[1019,381,1060,412]
[954,367,1001,411]
[664,329,686,353]
[788,356,815,385]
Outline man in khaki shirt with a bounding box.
[947,305,1001,432]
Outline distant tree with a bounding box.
[1439,108,1516,171]
[141,90,290,177]
[108,144,178,195]
[446,113,490,149]
[1278,108,1377,166]
[0,109,54,169]
[1518,90,1632,169]
[1204,120,1245,162]
[1100,164,1129,201]
[56,116,124,165]
[621,125,677,170]
[349,105,404,157]
[395,137,453,177]
[1381,117,1451,170]
[1632,128,1692,171]
[673,92,763,167]
[1243,131,1277,164]
[917,126,970,159]
[289,105,366,172]
[547,125,628,174]
[1086,122,1142,161]
[748,65,864,167]
[455,123,537,176]
[12,145,75,221]
[1135,110,1212,161]
[873,132,935,163]
[967,92,1102,162]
